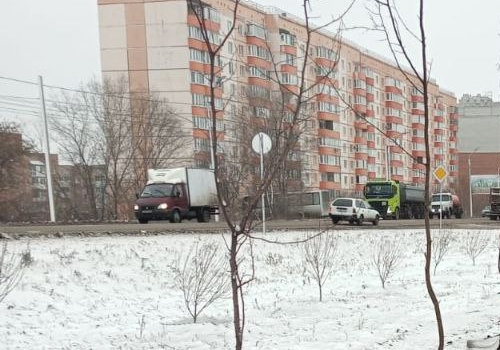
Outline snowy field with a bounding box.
[1,229,499,350]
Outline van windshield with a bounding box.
[432,194,451,202]
[140,184,173,198]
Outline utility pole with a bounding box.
[38,75,56,222]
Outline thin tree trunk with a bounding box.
[230,233,243,350]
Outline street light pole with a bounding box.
[468,147,479,218]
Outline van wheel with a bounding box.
[170,210,181,223]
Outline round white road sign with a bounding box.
[251,132,272,154]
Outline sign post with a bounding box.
[433,166,448,231]
[251,132,272,234]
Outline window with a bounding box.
[194,137,210,151]
[280,73,298,85]
[319,119,340,132]
[319,137,342,149]
[190,71,209,86]
[246,23,267,39]
[248,45,270,60]
[253,106,270,118]
[248,66,269,79]
[316,46,337,60]
[319,154,340,166]
[203,6,220,23]
[317,101,340,114]
[316,66,337,79]
[354,79,366,89]
[188,25,220,44]
[321,172,341,182]
[281,53,296,66]
[280,32,296,46]
[247,85,270,99]
[189,48,209,63]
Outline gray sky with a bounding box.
[0,0,499,100]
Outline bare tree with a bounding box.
[463,231,490,266]
[431,229,453,275]
[300,232,338,301]
[371,236,402,289]
[172,239,230,323]
[368,0,445,347]
[189,1,353,348]
[50,77,188,220]
[49,86,105,220]
[0,242,30,303]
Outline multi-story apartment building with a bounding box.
[97,0,459,195]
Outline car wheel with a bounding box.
[138,218,148,224]
[372,215,379,225]
[356,215,364,226]
[170,210,181,223]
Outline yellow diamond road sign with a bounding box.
[433,166,448,182]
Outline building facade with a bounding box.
[97,0,459,195]
[458,94,500,217]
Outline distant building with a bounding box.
[97,0,459,196]
[458,94,500,217]
[0,131,106,222]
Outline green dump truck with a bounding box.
[363,180,425,219]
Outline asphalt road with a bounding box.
[0,217,498,239]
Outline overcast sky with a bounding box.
[0,0,499,101]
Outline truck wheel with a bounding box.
[138,218,148,224]
[394,208,400,220]
[201,209,210,223]
[170,210,181,223]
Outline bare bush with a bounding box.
[371,236,403,289]
[0,241,30,303]
[463,232,490,266]
[301,232,338,301]
[172,240,230,323]
[432,229,454,275]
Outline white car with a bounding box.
[329,197,380,225]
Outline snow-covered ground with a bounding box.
[1,229,499,350]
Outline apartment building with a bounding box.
[97,0,459,195]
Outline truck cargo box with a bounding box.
[147,168,218,207]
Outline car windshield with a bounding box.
[140,184,173,198]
